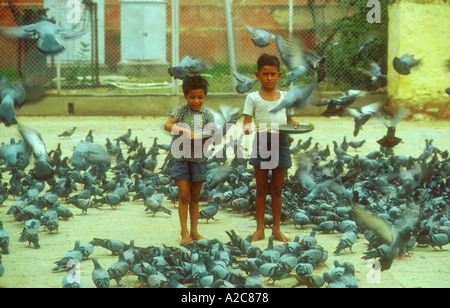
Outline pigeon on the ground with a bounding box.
[348,140,366,151]
[92,257,110,288]
[393,53,420,75]
[107,249,130,286]
[245,25,275,47]
[58,127,76,137]
[0,15,88,56]
[168,56,207,79]
[66,198,102,215]
[52,240,83,272]
[199,198,220,223]
[0,221,9,254]
[90,238,129,255]
[333,229,358,254]
[426,233,449,251]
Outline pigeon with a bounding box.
[0,77,24,126]
[358,62,387,91]
[0,255,4,280]
[348,140,366,151]
[333,229,358,254]
[19,125,54,181]
[0,15,88,56]
[94,193,121,210]
[426,233,449,251]
[90,238,129,255]
[58,127,76,137]
[92,257,110,288]
[348,102,382,137]
[377,108,406,149]
[275,34,311,87]
[62,263,82,288]
[245,25,276,47]
[352,203,415,271]
[199,198,220,223]
[231,71,258,94]
[358,36,378,59]
[168,56,207,79]
[144,195,171,216]
[207,105,242,136]
[314,92,360,117]
[107,249,130,286]
[261,235,281,263]
[66,197,102,215]
[269,81,316,113]
[0,221,9,254]
[393,53,420,75]
[21,220,40,248]
[52,240,83,272]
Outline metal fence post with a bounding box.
[171,0,179,95]
[224,0,237,93]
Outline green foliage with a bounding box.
[319,0,388,90]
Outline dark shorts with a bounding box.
[171,160,208,182]
[249,132,292,169]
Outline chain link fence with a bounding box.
[0,0,387,95]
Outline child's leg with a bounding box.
[270,167,291,242]
[177,180,192,244]
[252,166,269,242]
[188,181,205,240]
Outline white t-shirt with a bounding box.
[242,91,294,132]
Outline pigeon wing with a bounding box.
[352,203,396,245]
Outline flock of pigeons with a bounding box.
[0,16,448,288]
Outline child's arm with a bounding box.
[287,116,299,128]
[164,116,196,139]
[242,115,253,135]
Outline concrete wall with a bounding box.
[16,91,386,117]
[387,0,450,119]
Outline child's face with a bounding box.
[255,65,282,90]
[185,88,206,111]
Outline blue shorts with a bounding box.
[171,160,208,182]
[249,132,292,169]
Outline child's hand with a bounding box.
[243,123,253,135]
[293,121,299,129]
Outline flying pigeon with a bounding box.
[275,34,311,87]
[377,108,406,148]
[270,81,316,113]
[245,25,276,47]
[393,53,420,75]
[353,203,415,271]
[358,37,378,59]
[19,125,55,181]
[358,62,387,91]
[0,15,88,56]
[347,102,382,136]
[168,56,207,79]
[231,71,258,94]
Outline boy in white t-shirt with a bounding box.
[242,54,300,242]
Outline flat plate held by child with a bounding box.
[277,124,314,134]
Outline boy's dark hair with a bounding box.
[257,54,281,72]
[182,75,209,96]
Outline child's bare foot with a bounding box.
[252,229,265,242]
[190,232,205,241]
[272,229,291,242]
[180,231,193,245]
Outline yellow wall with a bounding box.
[388,0,450,117]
